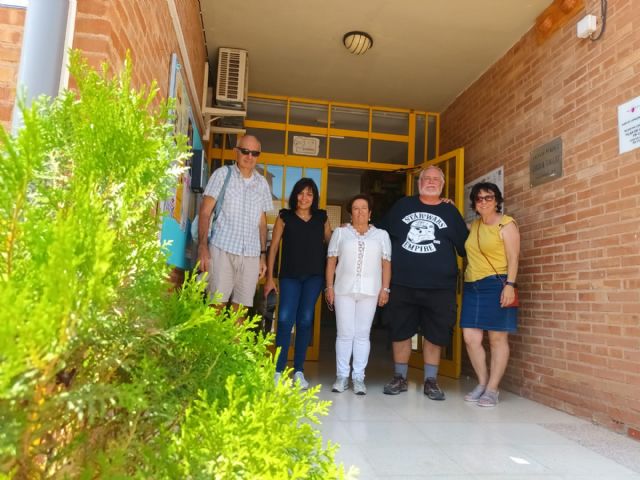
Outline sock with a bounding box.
[424,363,439,381]
[394,363,408,379]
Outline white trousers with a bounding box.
[334,293,378,380]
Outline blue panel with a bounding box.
[191,111,203,150]
[161,215,188,269]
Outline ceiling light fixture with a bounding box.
[343,31,373,55]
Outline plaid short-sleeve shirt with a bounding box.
[203,164,272,257]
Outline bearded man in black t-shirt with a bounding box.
[378,165,468,400]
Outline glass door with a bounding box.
[257,159,328,361]
[407,148,465,378]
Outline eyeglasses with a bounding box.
[236,147,261,157]
[475,194,496,203]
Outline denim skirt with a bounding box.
[460,275,518,332]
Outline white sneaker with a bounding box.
[274,372,282,386]
[332,376,349,393]
[353,378,367,395]
[293,371,309,390]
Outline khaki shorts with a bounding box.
[207,245,259,307]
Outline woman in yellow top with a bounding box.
[460,182,520,407]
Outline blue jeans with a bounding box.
[275,275,324,373]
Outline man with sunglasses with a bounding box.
[379,165,468,400]
[197,135,272,318]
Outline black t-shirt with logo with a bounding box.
[378,196,468,290]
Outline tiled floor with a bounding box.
[300,327,640,480]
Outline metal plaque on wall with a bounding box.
[530,137,563,187]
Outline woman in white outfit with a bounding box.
[325,194,391,395]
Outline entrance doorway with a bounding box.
[319,149,465,379]
[208,94,463,378]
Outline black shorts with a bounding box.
[383,284,457,346]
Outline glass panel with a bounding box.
[284,166,303,208]
[327,168,363,211]
[415,114,426,164]
[361,171,406,223]
[330,105,369,131]
[289,101,328,127]
[305,168,322,203]
[210,133,238,150]
[227,134,239,149]
[441,155,459,201]
[287,131,326,158]
[264,164,284,212]
[329,136,368,161]
[260,164,283,245]
[372,110,409,135]
[427,114,437,160]
[247,97,287,123]
[371,139,408,165]
[211,133,224,149]
[245,127,285,154]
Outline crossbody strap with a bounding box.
[215,165,233,215]
[208,165,233,242]
[476,220,504,284]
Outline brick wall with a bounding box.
[441,1,640,438]
[0,6,25,131]
[1,0,206,130]
[73,0,206,114]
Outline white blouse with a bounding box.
[327,225,392,297]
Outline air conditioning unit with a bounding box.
[216,47,248,109]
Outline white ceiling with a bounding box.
[200,0,550,112]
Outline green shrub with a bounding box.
[0,51,353,479]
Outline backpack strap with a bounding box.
[208,165,233,242]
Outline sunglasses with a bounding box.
[236,146,261,157]
[475,194,495,203]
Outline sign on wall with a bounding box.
[292,135,320,156]
[618,95,640,154]
[530,137,563,187]
[463,166,504,223]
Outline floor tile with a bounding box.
[304,325,640,479]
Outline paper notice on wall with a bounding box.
[292,136,320,156]
[618,96,640,154]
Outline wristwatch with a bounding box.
[382,287,391,293]
[505,281,517,287]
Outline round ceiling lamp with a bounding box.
[343,31,373,55]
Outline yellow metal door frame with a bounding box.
[259,154,328,362]
[406,148,465,379]
[209,94,444,367]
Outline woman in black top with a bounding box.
[265,178,332,388]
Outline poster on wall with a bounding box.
[160,53,201,269]
[618,95,640,154]
[463,166,504,223]
[166,56,192,232]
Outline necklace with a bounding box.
[296,210,311,220]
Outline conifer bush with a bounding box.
[0,51,352,479]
